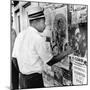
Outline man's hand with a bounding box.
[66,46,74,55]
[47,46,74,66]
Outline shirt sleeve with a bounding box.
[12,37,18,58]
[35,37,53,64]
[12,34,21,58]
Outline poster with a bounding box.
[68,55,87,85]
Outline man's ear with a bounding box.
[46,37,51,42]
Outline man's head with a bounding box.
[28,6,46,32]
[30,17,46,32]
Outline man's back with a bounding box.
[12,26,45,74]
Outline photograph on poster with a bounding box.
[11,0,88,89]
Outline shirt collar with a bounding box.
[29,26,45,38]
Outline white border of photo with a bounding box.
[0,0,89,90]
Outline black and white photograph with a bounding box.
[11,0,88,89]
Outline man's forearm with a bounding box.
[47,50,70,66]
[12,57,19,72]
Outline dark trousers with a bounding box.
[20,73,44,89]
[11,60,19,90]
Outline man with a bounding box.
[12,6,73,89]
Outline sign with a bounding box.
[68,55,87,85]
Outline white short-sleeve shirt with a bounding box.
[12,26,53,75]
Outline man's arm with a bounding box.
[47,47,73,66]
[12,57,20,72]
